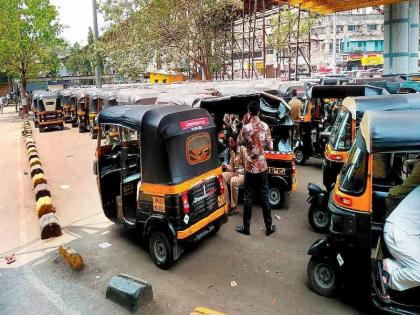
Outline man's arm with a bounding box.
[265,126,273,151]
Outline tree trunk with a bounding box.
[20,69,29,113]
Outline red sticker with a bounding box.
[180,117,209,130]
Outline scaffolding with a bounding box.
[221,1,315,80]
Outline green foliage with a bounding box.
[99,0,240,80]
[64,42,93,76]
[0,0,63,92]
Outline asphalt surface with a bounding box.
[0,111,360,315]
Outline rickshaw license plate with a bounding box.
[218,195,225,207]
[268,167,286,175]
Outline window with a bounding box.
[338,135,368,195]
[337,25,344,32]
[367,24,377,31]
[186,133,211,165]
[348,25,356,32]
[329,110,352,151]
[266,49,274,55]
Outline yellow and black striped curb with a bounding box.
[22,119,62,240]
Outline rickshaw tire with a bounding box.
[294,148,306,165]
[308,205,330,233]
[148,231,174,270]
[39,127,44,133]
[307,257,338,298]
[268,186,283,209]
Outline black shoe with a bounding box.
[228,208,239,216]
[265,225,276,236]
[236,226,250,235]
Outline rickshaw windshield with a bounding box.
[338,134,368,195]
[329,109,352,151]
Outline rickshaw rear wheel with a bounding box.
[307,257,338,297]
[149,231,174,269]
[268,186,283,209]
[294,148,306,165]
[308,205,330,233]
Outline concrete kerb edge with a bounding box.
[22,118,62,240]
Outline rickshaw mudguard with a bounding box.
[143,214,177,241]
[308,236,337,257]
[268,175,289,191]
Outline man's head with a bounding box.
[291,89,297,97]
[248,101,260,117]
[228,136,237,149]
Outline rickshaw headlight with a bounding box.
[181,192,190,214]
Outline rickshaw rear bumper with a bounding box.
[39,119,64,126]
[176,204,227,240]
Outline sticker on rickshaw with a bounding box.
[337,253,344,266]
[186,133,211,165]
[183,214,190,224]
[218,195,225,207]
[180,117,209,130]
[268,167,286,175]
[152,196,165,212]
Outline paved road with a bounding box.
[0,115,360,315]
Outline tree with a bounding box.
[99,0,240,80]
[64,28,96,76]
[0,0,63,95]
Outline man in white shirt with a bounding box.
[0,96,4,114]
[383,185,420,291]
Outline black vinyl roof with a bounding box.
[361,110,420,153]
[343,94,420,121]
[98,104,210,132]
[309,85,387,99]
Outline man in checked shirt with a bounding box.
[236,101,276,236]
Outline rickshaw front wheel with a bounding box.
[149,231,174,270]
[307,257,338,297]
[308,205,330,233]
[294,148,306,165]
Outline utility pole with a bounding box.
[92,0,102,88]
[332,13,337,74]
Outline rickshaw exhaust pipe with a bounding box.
[192,224,215,242]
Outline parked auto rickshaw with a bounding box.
[31,90,44,128]
[87,90,104,139]
[308,94,420,233]
[294,85,388,165]
[307,110,420,314]
[198,89,297,209]
[60,89,73,123]
[101,90,118,108]
[117,88,159,105]
[94,105,228,268]
[69,90,79,127]
[37,91,64,132]
[76,90,91,133]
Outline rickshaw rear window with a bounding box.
[186,133,211,165]
[329,110,352,151]
[338,135,367,195]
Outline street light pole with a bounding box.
[92,0,102,88]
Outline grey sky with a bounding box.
[50,0,105,46]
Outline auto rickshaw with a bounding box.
[308,94,420,233]
[307,110,420,314]
[87,90,104,139]
[37,91,64,132]
[101,90,118,108]
[31,90,44,128]
[76,90,91,133]
[69,90,79,127]
[60,89,73,123]
[294,85,388,165]
[94,105,228,269]
[117,88,160,105]
[198,89,297,209]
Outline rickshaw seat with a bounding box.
[372,191,389,227]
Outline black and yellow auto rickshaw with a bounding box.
[87,90,104,139]
[37,91,64,132]
[31,90,43,128]
[307,110,420,314]
[101,90,118,108]
[198,90,297,209]
[76,90,91,133]
[60,89,73,123]
[294,85,388,165]
[94,105,228,268]
[69,90,79,127]
[308,94,420,233]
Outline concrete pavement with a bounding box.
[0,114,360,314]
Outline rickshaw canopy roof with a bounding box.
[361,110,420,153]
[342,94,420,121]
[37,91,60,99]
[308,85,388,99]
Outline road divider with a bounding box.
[22,119,62,240]
[58,244,84,270]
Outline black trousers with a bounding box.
[243,171,272,230]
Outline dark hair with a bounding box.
[248,101,260,116]
[291,89,297,97]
